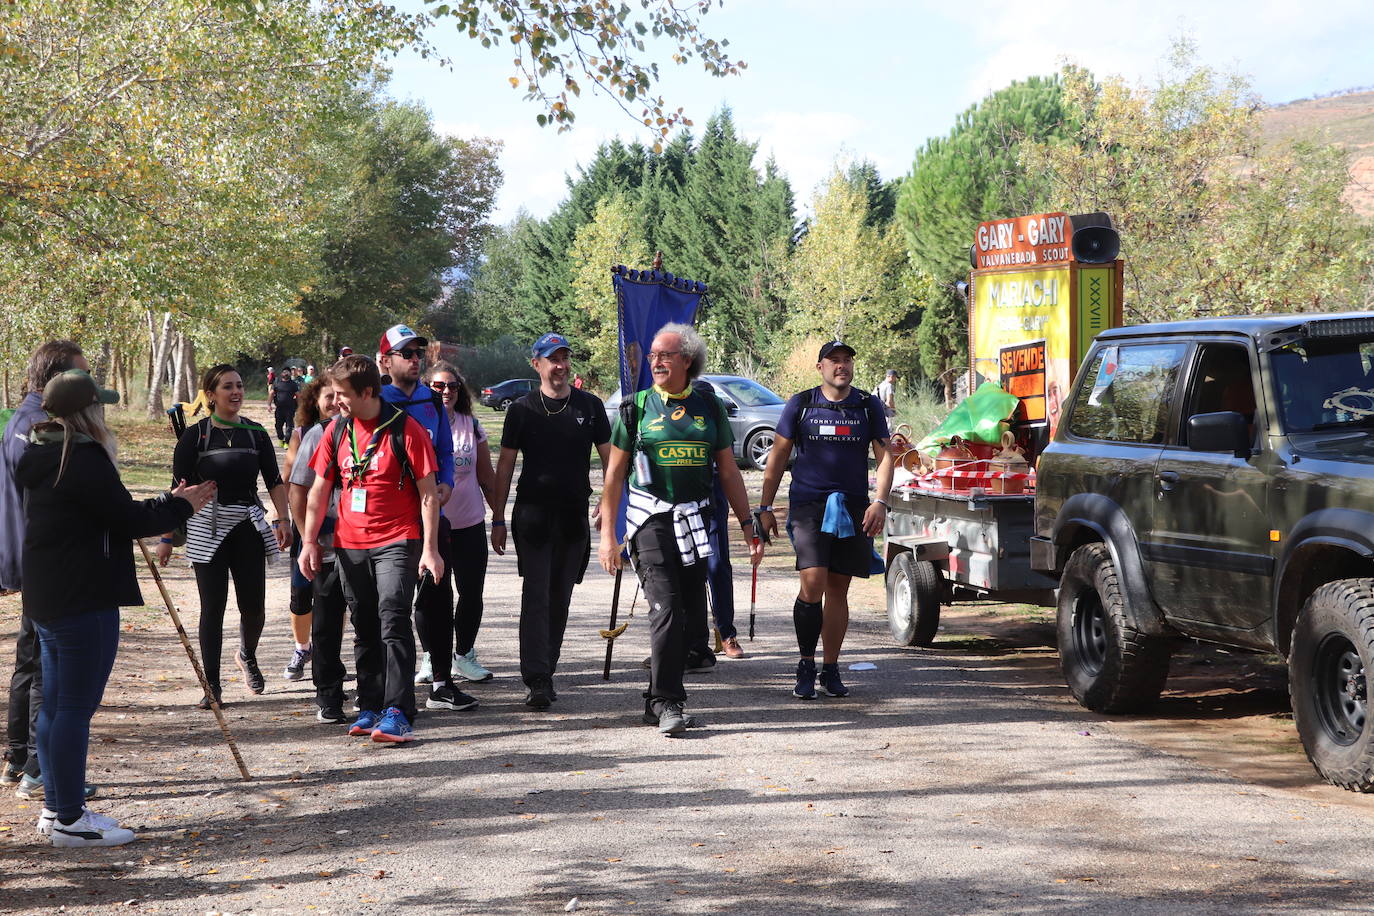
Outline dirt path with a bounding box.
[1,403,1372,912]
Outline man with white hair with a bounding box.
[599,323,763,736]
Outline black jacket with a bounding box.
[15,436,193,622]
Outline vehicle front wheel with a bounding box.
[1290,579,1374,792]
[497,397,514,411]
[744,428,775,472]
[1056,543,1170,713]
[886,552,942,647]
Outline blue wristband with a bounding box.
[159,537,175,545]
[491,519,506,527]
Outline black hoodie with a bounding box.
[15,435,193,622]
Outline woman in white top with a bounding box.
[421,362,501,688]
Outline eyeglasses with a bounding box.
[429,381,458,391]
[647,350,682,362]
[392,347,423,361]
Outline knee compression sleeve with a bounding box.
[793,598,823,657]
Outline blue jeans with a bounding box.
[705,480,737,641]
[34,609,119,821]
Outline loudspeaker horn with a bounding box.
[1069,212,1119,264]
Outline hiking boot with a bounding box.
[414,652,434,685]
[685,650,716,674]
[452,648,493,682]
[348,709,382,736]
[316,706,346,724]
[793,658,817,700]
[721,636,745,659]
[283,645,312,682]
[38,806,118,838]
[236,651,265,695]
[371,707,415,744]
[197,685,223,710]
[658,702,687,736]
[524,678,553,710]
[0,762,23,785]
[819,662,850,697]
[643,700,699,729]
[427,682,478,711]
[48,810,135,848]
[17,774,98,801]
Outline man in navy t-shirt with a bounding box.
[759,341,894,700]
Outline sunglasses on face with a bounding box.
[392,348,423,361]
[429,381,459,391]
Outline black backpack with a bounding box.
[323,403,418,491]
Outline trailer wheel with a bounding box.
[1056,543,1169,713]
[887,552,942,647]
[1290,579,1374,792]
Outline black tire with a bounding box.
[743,428,775,471]
[1289,578,1374,792]
[887,552,942,647]
[497,397,514,411]
[1056,543,1170,713]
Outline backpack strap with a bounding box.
[325,404,417,491]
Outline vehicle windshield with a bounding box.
[1270,336,1374,433]
[712,378,784,407]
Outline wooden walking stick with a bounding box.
[600,565,626,681]
[136,538,251,781]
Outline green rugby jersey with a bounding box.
[611,385,732,504]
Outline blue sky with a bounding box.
[383,0,1374,223]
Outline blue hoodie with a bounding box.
[381,382,454,490]
[0,392,50,590]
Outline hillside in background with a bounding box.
[1262,89,1374,217]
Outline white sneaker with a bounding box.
[48,809,135,847]
[452,648,493,682]
[414,651,433,685]
[38,806,118,837]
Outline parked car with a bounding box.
[479,378,537,411]
[604,375,786,471]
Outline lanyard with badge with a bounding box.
[345,411,400,514]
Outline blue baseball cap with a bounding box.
[531,332,572,358]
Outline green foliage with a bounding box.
[896,76,1067,403]
[421,0,744,142]
[498,110,796,371]
[449,334,534,389]
[779,168,916,392]
[290,91,503,362]
[1020,44,1374,320]
[567,195,650,389]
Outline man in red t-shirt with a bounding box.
[299,356,443,743]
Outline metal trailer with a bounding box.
[883,485,1058,646]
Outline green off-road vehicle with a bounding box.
[1032,313,1374,791]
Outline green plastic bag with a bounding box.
[916,382,1019,454]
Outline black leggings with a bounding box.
[192,520,267,687]
[414,520,489,683]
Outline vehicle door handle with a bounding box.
[1156,471,1180,492]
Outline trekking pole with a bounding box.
[136,539,251,781]
[748,509,771,641]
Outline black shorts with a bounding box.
[786,498,874,578]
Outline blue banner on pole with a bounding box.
[611,265,707,551]
[613,266,706,398]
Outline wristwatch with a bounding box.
[758,504,773,513]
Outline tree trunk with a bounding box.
[118,348,132,406]
[95,340,112,387]
[170,332,189,404]
[183,336,198,403]
[145,311,158,391]
[146,312,175,419]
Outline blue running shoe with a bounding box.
[793,658,817,700]
[371,707,415,744]
[819,662,850,697]
[348,709,381,736]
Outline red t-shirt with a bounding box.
[308,411,438,549]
